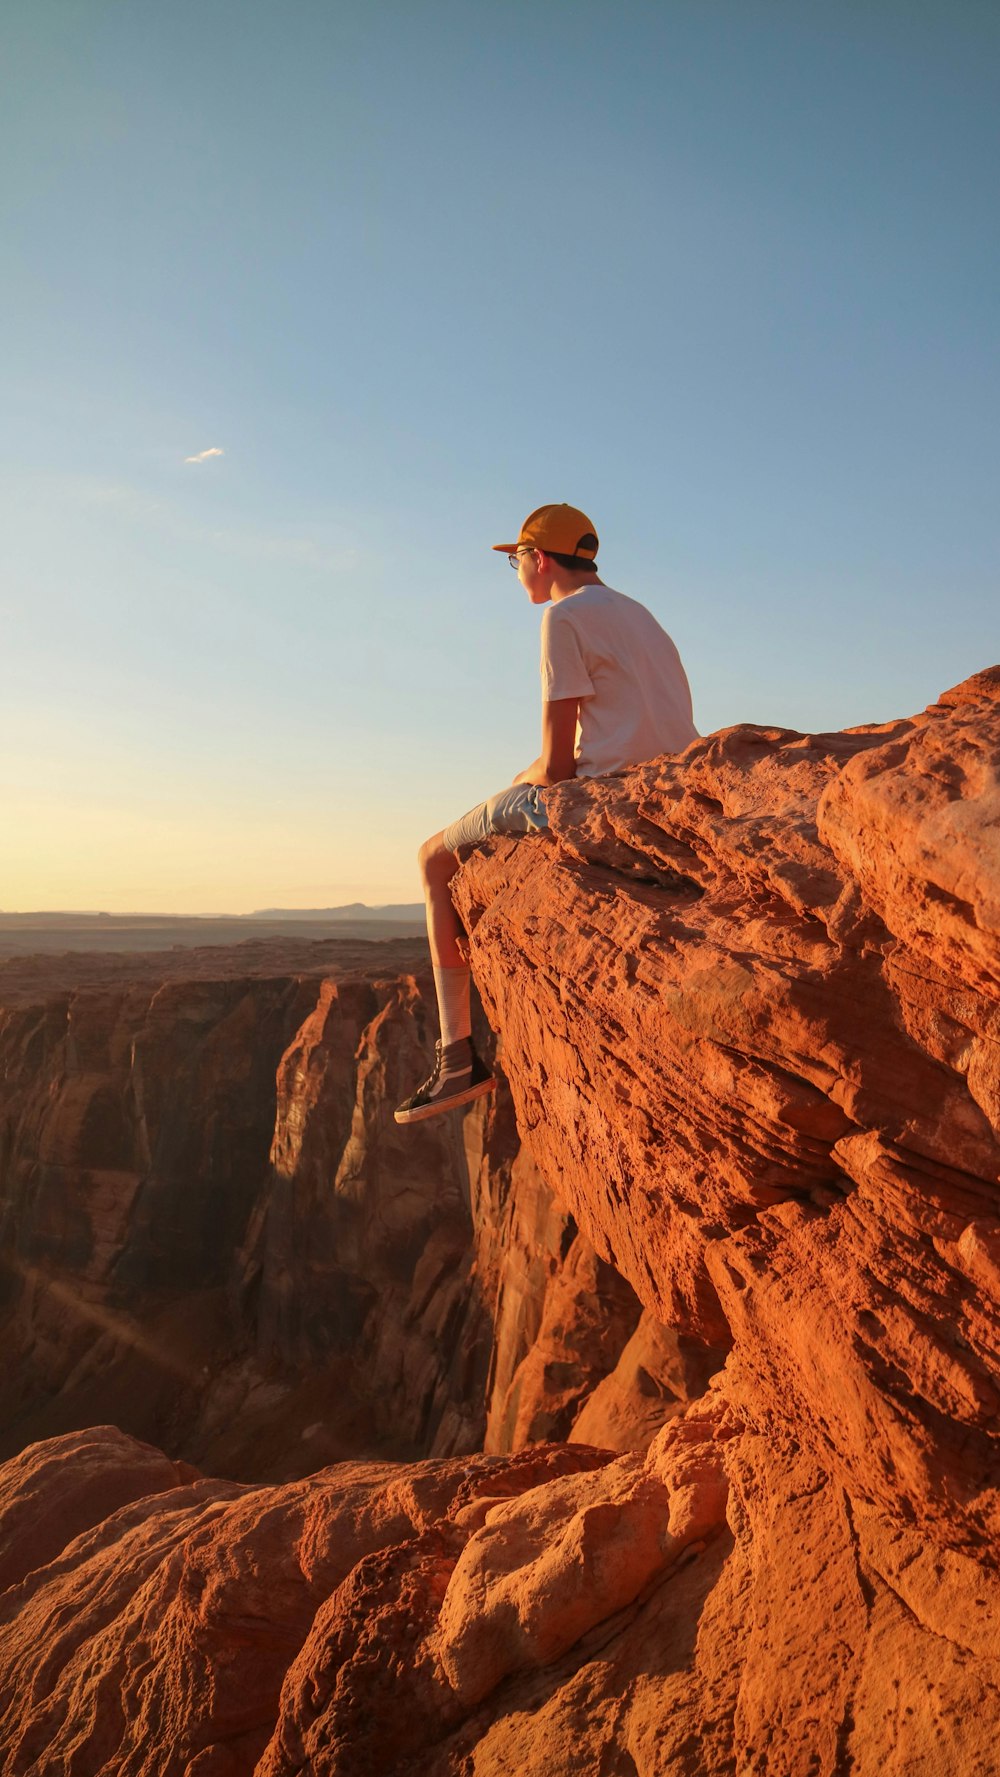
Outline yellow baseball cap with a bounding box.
[492,503,599,559]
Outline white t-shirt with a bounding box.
[540,584,698,778]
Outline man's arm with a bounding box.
[512,696,579,787]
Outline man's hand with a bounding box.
[512,697,579,787]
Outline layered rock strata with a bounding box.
[0,668,997,1774]
[0,945,671,1479]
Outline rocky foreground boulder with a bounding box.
[0,668,998,1775]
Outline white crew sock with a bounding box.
[433,964,472,1052]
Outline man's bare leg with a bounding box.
[418,831,464,969]
[419,830,470,1046]
[394,833,495,1123]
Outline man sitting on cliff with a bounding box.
[395,503,699,1125]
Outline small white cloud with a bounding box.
[184,446,224,465]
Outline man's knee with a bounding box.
[418,832,457,885]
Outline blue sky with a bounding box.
[3,0,997,911]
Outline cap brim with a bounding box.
[491,542,518,553]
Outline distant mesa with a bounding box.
[0,904,424,927]
[0,904,427,960]
[247,904,424,921]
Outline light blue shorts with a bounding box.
[442,783,549,853]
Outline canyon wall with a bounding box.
[0,943,684,1483]
[0,667,998,1775]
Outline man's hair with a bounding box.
[547,551,599,573]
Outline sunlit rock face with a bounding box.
[453,666,1000,1547]
[455,664,1000,1773]
[0,667,997,1775]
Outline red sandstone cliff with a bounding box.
[0,668,998,1775]
[0,941,669,1479]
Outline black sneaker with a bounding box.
[394,1039,496,1125]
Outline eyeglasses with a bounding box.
[508,548,536,569]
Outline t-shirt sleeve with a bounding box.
[540,607,594,701]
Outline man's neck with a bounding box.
[549,573,605,604]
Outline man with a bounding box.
[394,503,698,1125]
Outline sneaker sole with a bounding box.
[393,1076,497,1125]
